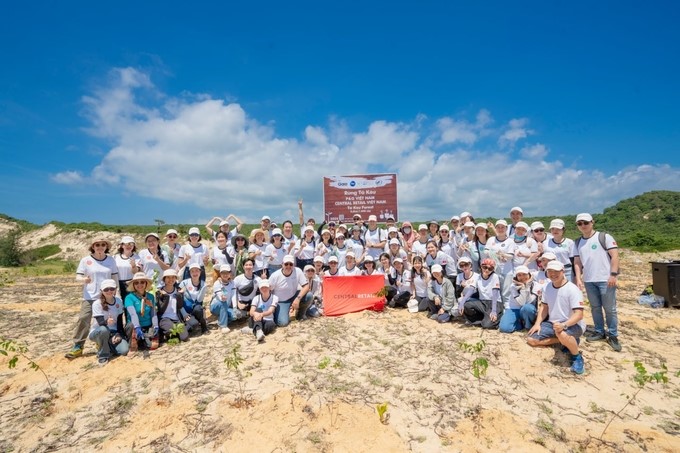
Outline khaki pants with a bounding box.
[73,299,95,347]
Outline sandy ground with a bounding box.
[1,225,680,452]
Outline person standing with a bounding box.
[572,213,621,352]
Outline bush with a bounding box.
[0,229,22,267]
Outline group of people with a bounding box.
[64,204,621,376]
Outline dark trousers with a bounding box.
[463,299,503,329]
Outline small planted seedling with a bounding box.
[167,323,185,346]
[0,337,53,393]
[376,402,389,424]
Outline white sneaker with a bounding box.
[240,326,251,334]
[220,326,230,333]
[256,329,265,342]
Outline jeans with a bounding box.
[585,281,618,337]
[88,325,129,359]
[274,291,312,327]
[498,304,537,333]
[210,297,235,328]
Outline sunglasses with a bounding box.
[93,243,108,247]
[481,265,494,270]
[305,269,315,273]
[576,221,591,226]
[167,235,177,239]
[133,281,147,285]
[102,287,116,292]
[533,228,545,233]
[189,233,199,237]
[283,263,294,267]
[459,263,471,267]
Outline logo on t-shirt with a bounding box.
[591,244,597,250]
[86,260,93,266]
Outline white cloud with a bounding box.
[499,117,532,148]
[54,67,680,222]
[50,170,84,185]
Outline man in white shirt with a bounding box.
[268,255,311,326]
[572,213,621,352]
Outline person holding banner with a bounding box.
[269,255,313,326]
[362,255,379,275]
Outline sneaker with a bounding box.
[240,326,251,334]
[201,329,211,336]
[98,357,109,366]
[65,345,83,359]
[585,332,606,342]
[256,329,265,342]
[607,335,622,352]
[220,326,230,333]
[570,353,585,375]
[430,314,439,320]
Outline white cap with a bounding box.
[259,279,270,288]
[188,227,200,235]
[530,221,545,231]
[393,257,403,264]
[546,261,565,271]
[515,221,529,231]
[368,215,377,222]
[303,225,314,233]
[364,255,374,262]
[495,219,508,227]
[219,220,229,227]
[460,211,471,218]
[162,269,178,279]
[407,299,419,313]
[261,215,271,222]
[321,229,331,236]
[166,229,179,236]
[338,223,348,230]
[576,213,593,222]
[550,219,565,230]
[514,265,530,276]
[303,265,315,272]
[189,263,201,270]
[458,256,472,265]
[145,232,160,241]
[328,256,339,263]
[439,224,450,231]
[389,238,400,245]
[335,232,345,239]
[418,224,428,231]
[313,256,324,263]
[540,252,557,261]
[388,226,398,233]
[510,206,523,214]
[475,222,487,230]
[271,228,283,236]
[100,279,117,290]
[219,264,232,273]
[463,221,475,228]
[430,264,443,274]
[283,255,295,264]
[346,251,356,258]
[450,216,460,221]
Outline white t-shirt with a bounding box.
[512,237,538,269]
[573,232,617,282]
[251,293,279,321]
[265,243,286,266]
[411,240,428,259]
[475,273,501,300]
[364,228,386,259]
[333,245,349,268]
[295,239,316,260]
[339,265,362,276]
[212,279,235,304]
[212,246,230,267]
[89,297,124,334]
[439,240,459,276]
[138,248,170,287]
[269,268,308,301]
[347,238,365,262]
[179,243,209,268]
[114,253,139,281]
[179,278,207,305]
[412,270,429,297]
[486,236,516,276]
[543,281,586,331]
[248,242,268,272]
[232,274,260,304]
[395,269,411,294]
[76,255,119,300]
[456,271,479,293]
[160,289,181,321]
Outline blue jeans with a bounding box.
[88,326,129,359]
[499,304,537,333]
[585,281,618,337]
[274,291,312,327]
[210,298,235,328]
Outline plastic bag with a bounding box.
[638,294,665,308]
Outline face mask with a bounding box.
[514,234,526,241]
[403,228,411,234]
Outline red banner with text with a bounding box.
[323,275,386,317]
[323,174,398,223]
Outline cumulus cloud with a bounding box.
[53,67,680,221]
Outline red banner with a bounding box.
[323,275,386,316]
[323,174,398,223]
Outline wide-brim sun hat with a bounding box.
[90,237,112,249]
[231,234,249,248]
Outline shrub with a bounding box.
[0,229,22,267]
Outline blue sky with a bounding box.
[2,1,679,226]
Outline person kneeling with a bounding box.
[89,279,129,365]
[527,261,586,375]
[156,269,190,342]
[248,279,278,342]
[458,258,502,329]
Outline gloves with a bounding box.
[135,327,144,339]
[152,327,159,338]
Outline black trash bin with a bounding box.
[650,261,680,308]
